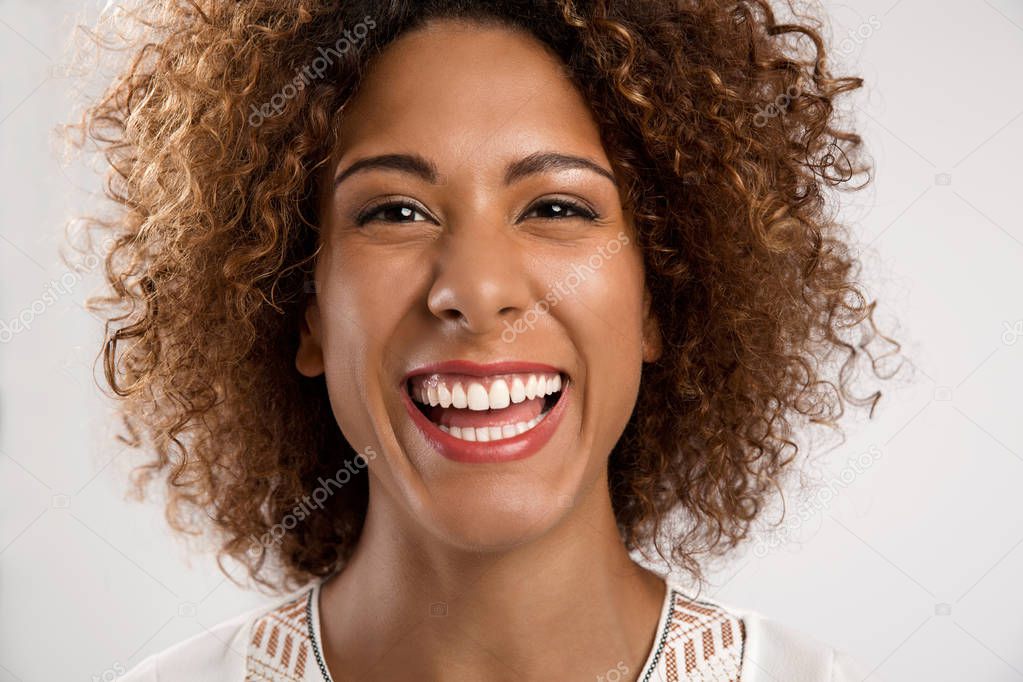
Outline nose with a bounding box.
[426,226,533,336]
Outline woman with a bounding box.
[70,0,897,679]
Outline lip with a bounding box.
[400,360,571,464]
[402,360,566,383]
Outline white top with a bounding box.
[121,575,869,681]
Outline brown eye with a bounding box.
[522,198,598,221]
[356,200,431,226]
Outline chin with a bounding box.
[410,483,573,554]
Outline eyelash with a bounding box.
[354,198,599,226]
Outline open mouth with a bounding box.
[406,372,567,443]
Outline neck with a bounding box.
[317,470,668,682]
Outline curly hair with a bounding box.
[66,0,900,593]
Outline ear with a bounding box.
[641,286,662,364]
[296,292,325,377]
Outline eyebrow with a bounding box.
[332,151,617,189]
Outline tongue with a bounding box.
[426,396,545,429]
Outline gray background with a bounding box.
[1,0,1021,680]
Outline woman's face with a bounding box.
[298,18,661,551]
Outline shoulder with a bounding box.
[121,585,320,682]
[737,609,870,681]
[652,580,869,682]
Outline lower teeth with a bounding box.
[437,409,550,442]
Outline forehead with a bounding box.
[333,19,608,171]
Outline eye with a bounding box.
[521,198,598,222]
[355,199,431,226]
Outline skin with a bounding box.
[296,18,667,682]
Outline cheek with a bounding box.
[557,241,647,360]
[318,245,418,357]
[314,248,419,434]
[550,239,647,428]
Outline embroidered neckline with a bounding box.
[640,589,747,681]
[639,585,678,681]
[246,578,745,681]
[306,585,334,682]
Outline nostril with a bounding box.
[442,310,462,322]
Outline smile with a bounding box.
[401,361,571,463]
[409,372,562,440]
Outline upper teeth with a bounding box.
[412,373,563,411]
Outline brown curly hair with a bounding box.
[66,0,900,593]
